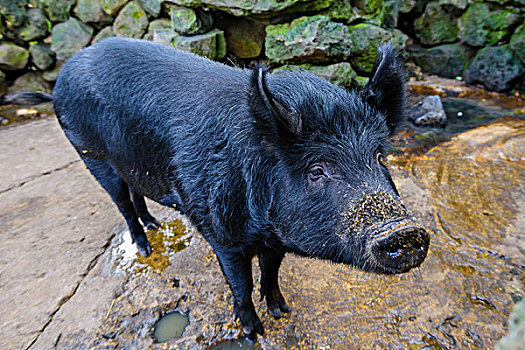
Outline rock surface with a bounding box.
[113,1,149,39]
[414,2,458,45]
[19,9,49,42]
[274,62,357,88]
[464,45,525,92]
[51,19,94,61]
[7,72,53,94]
[410,43,473,79]
[510,23,525,65]
[38,0,75,22]
[169,5,213,35]
[29,43,55,71]
[74,0,114,25]
[0,43,29,71]
[265,15,352,64]
[409,95,447,126]
[175,29,226,60]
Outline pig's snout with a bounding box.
[370,221,429,273]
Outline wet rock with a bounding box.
[414,2,458,45]
[42,60,65,82]
[464,45,525,92]
[458,3,521,47]
[38,0,75,22]
[0,43,29,71]
[0,0,28,27]
[51,19,94,60]
[409,95,447,127]
[138,0,162,17]
[29,43,55,71]
[165,0,333,17]
[175,29,226,60]
[74,0,114,25]
[510,23,525,65]
[7,72,53,94]
[274,62,356,88]
[347,23,408,72]
[19,9,49,42]
[327,0,385,26]
[216,14,265,58]
[113,1,149,39]
[410,43,474,78]
[168,5,213,35]
[496,299,525,350]
[92,26,115,45]
[265,15,352,64]
[102,0,129,16]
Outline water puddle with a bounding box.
[0,104,54,126]
[153,310,189,343]
[209,338,256,350]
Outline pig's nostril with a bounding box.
[412,240,423,251]
[384,243,404,258]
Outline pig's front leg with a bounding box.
[258,249,290,318]
[214,248,264,339]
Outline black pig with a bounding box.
[5,38,429,338]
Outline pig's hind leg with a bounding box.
[258,250,290,318]
[129,191,161,230]
[82,157,153,257]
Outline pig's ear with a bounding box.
[250,66,302,143]
[360,44,405,135]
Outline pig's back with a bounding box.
[53,37,254,205]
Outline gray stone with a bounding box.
[497,299,525,350]
[43,60,66,82]
[39,0,75,22]
[138,0,162,16]
[51,19,93,61]
[458,3,521,47]
[0,43,29,71]
[410,43,473,78]
[409,95,447,127]
[347,24,408,72]
[92,26,115,44]
[143,18,172,40]
[152,29,179,46]
[510,23,525,65]
[113,1,149,39]
[0,0,28,27]
[464,45,525,92]
[20,9,49,42]
[265,15,353,64]
[274,62,356,88]
[169,5,213,35]
[165,0,334,17]
[29,43,55,71]
[74,0,114,25]
[414,2,458,45]
[102,0,129,16]
[7,72,53,94]
[175,28,226,60]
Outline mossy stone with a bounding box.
[43,60,65,82]
[0,0,28,27]
[102,0,129,16]
[20,9,49,42]
[464,45,525,92]
[458,3,521,47]
[113,1,148,39]
[410,43,474,78]
[510,23,525,65]
[7,71,53,94]
[92,26,115,44]
[39,0,75,22]
[347,23,407,72]
[326,0,384,26]
[169,5,213,35]
[29,43,55,70]
[265,15,352,64]
[0,43,29,71]
[74,0,113,24]
[137,0,162,17]
[216,15,265,58]
[143,19,172,40]
[175,29,226,60]
[414,2,458,45]
[51,18,93,60]
[274,62,356,88]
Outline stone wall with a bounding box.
[0,0,524,96]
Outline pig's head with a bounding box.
[249,45,429,274]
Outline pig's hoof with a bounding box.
[136,240,153,257]
[235,305,264,339]
[143,216,161,231]
[267,296,290,319]
[145,222,159,231]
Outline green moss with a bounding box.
[414,2,458,45]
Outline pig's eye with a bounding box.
[308,165,326,182]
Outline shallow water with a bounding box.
[153,311,190,342]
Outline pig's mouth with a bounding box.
[364,218,430,274]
